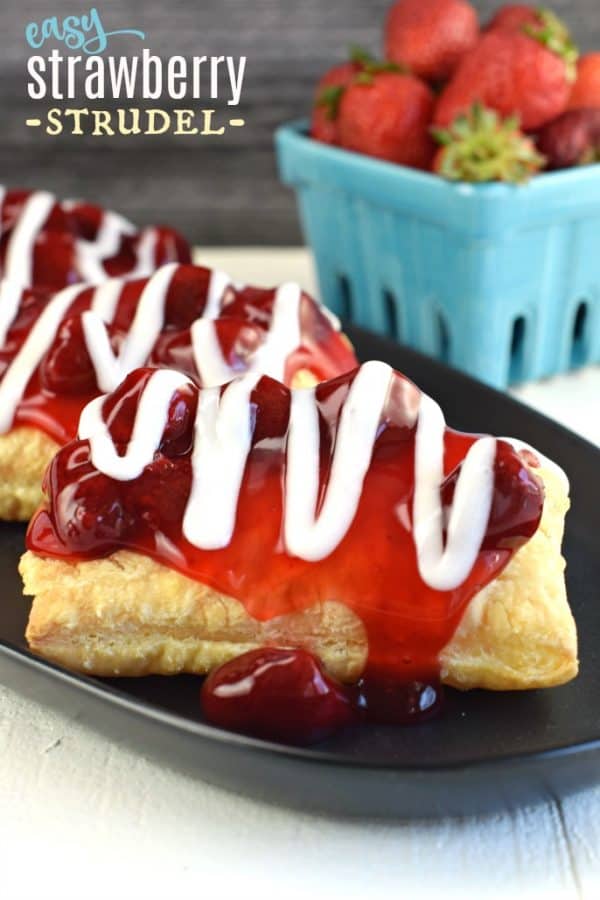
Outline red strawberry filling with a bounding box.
[1,265,357,444]
[28,366,544,717]
[0,189,191,290]
[201,648,359,743]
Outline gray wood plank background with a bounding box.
[1,1,597,244]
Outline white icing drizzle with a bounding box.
[251,282,302,381]
[412,393,496,592]
[0,263,165,434]
[203,269,232,319]
[82,263,177,392]
[0,261,337,436]
[117,227,159,281]
[0,283,86,432]
[89,277,126,323]
[4,191,56,287]
[0,189,161,288]
[189,319,238,387]
[79,369,193,480]
[182,373,260,549]
[76,210,137,284]
[284,360,392,561]
[0,276,125,433]
[319,304,341,331]
[78,362,544,583]
[191,281,303,386]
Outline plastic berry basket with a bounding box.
[276,119,600,388]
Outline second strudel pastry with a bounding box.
[0,265,357,518]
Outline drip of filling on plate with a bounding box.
[27,362,545,739]
[0,187,190,289]
[0,263,357,444]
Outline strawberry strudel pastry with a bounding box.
[21,361,577,738]
[0,187,190,289]
[0,264,357,519]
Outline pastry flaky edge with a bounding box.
[21,463,578,691]
[0,370,321,522]
[0,427,60,521]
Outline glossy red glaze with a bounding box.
[1,265,357,444]
[201,648,357,743]
[28,366,545,702]
[0,189,191,289]
[354,671,443,725]
[201,645,443,740]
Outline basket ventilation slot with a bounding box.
[571,301,589,367]
[382,289,400,339]
[509,316,527,383]
[337,275,353,319]
[437,312,451,364]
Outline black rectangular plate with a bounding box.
[1,326,599,818]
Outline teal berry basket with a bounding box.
[275,119,600,388]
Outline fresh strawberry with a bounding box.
[487,4,540,32]
[338,70,435,167]
[432,103,545,182]
[434,30,576,132]
[487,4,578,74]
[568,53,600,110]
[310,60,364,145]
[384,0,479,82]
[536,108,600,169]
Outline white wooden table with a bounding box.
[1,249,599,900]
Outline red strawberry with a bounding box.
[201,648,357,743]
[384,0,479,82]
[310,60,364,145]
[434,30,576,132]
[568,53,600,110]
[338,70,435,168]
[487,4,578,68]
[488,4,543,32]
[432,103,545,182]
[536,108,600,169]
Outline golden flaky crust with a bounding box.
[290,368,321,389]
[21,465,577,690]
[22,550,368,680]
[0,427,59,521]
[440,464,576,690]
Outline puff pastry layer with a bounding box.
[21,464,577,690]
[0,427,59,521]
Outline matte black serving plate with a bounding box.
[1,326,599,818]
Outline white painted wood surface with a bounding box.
[1,248,599,899]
